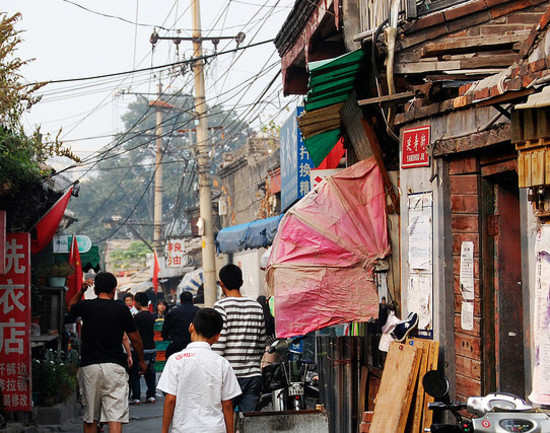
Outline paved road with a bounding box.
[57,397,165,433]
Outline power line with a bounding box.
[30,39,275,86]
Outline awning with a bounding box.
[305,49,364,112]
[299,49,364,167]
[216,215,283,254]
[267,157,390,337]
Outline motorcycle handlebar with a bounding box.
[428,402,467,411]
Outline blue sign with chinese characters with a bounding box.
[280,107,313,211]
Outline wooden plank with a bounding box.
[524,109,537,141]
[422,34,529,58]
[532,149,545,185]
[518,153,526,188]
[370,343,421,433]
[357,91,416,106]
[359,366,368,415]
[408,339,430,433]
[395,60,462,74]
[476,88,534,107]
[361,118,400,214]
[545,149,550,185]
[421,341,440,433]
[460,54,519,69]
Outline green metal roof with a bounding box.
[305,49,364,112]
[301,49,364,165]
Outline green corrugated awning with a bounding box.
[304,129,341,167]
[300,49,363,165]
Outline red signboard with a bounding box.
[0,233,31,411]
[401,125,430,169]
[0,211,5,274]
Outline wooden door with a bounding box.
[482,171,524,395]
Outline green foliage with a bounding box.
[34,261,74,278]
[0,13,80,194]
[32,350,78,406]
[109,241,150,270]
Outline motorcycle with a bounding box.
[257,337,319,411]
[423,370,550,433]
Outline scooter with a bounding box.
[423,370,550,433]
[257,337,319,411]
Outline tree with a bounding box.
[69,91,252,247]
[0,13,78,194]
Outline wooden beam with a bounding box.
[460,54,519,69]
[475,88,534,107]
[421,34,529,58]
[396,61,462,74]
[361,118,400,214]
[357,91,416,106]
[433,124,511,157]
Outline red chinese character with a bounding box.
[174,242,182,252]
[173,257,182,265]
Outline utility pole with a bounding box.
[153,81,164,254]
[192,0,216,307]
[149,6,245,307]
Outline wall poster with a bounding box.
[530,225,550,405]
[407,192,433,338]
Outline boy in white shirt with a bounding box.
[158,308,242,433]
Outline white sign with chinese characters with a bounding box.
[0,233,31,411]
[165,239,186,268]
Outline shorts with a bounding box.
[77,363,129,423]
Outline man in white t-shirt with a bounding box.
[158,308,241,433]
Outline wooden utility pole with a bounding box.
[192,0,217,306]
[153,81,164,254]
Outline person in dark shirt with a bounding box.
[68,272,145,433]
[162,291,199,359]
[129,292,157,404]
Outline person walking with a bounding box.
[213,264,266,413]
[123,292,138,315]
[162,291,199,359]
[158,308,241,433]
[129,292,157,404]
[68,272,146,433]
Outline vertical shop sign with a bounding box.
[530,225,550,405]
[165,239,186,267]
[0,233,31,411]
[407,193,433,338]
[0,211,5,274]
[402,125,430,169]
[280,107,313,211]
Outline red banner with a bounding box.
[0,233,31,411]
[0,211,5,274]
[401,125,430,169]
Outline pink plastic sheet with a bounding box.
[266,157,390,337]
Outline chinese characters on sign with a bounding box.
[280,107,313,211]
[401,125,430,169]
[165,239,186,268]
[0,233,31,411]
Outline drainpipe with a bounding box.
[385,0,400,126]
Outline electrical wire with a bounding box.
[29,39,275,86]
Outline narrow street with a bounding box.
[56,395,165,433]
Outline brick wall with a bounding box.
[449,156,483,401]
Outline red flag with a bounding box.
[152,250,160,293]
[65,235,83,307]
[316,137,345,169]
[31,187,73,254]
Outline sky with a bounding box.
[2,0,297,174]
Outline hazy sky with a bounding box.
[2,0,296,170]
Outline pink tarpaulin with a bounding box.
[266,157,390,337]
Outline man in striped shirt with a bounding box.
[212,264,266,413]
